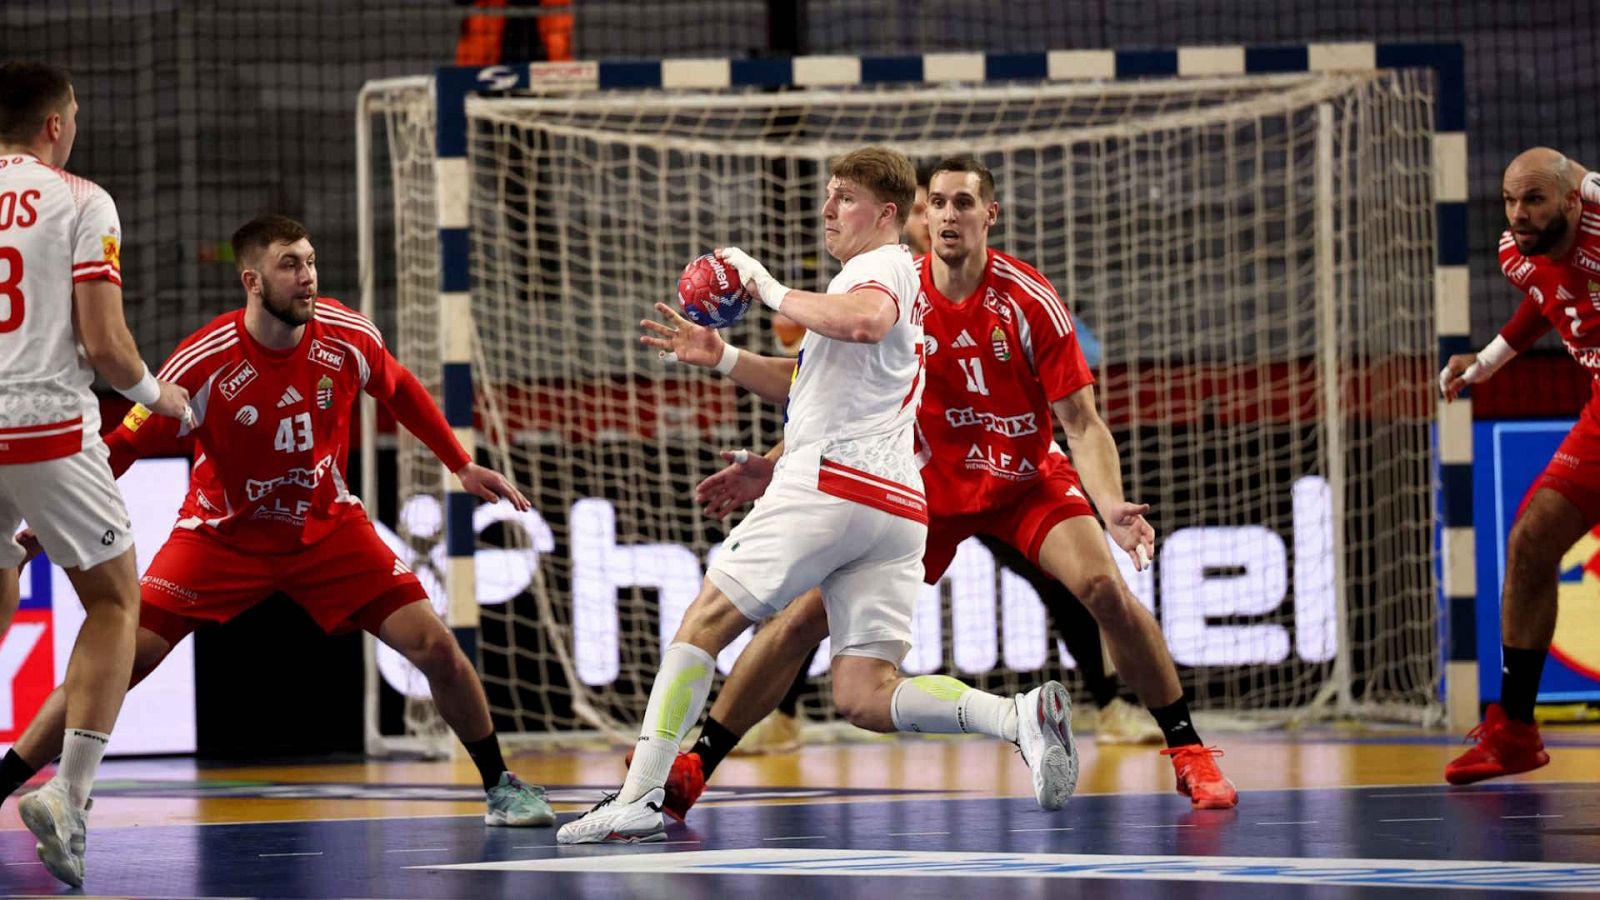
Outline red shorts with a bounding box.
[137,514,428,644]
[1531,403,1600,526]
[923,455,1096,583]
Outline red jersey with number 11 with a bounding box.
[915,249,1095,519]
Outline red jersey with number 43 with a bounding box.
[113,299,406,552]
[915,249,1094,519]
[1496,171,1600,389]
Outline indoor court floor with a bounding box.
[1,726,1597,897]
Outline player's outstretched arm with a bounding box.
[640,302,796,403]
[694,441,783,519]
[1053,385,1155,570]
[717,247,896,344]
[74,280,190,420]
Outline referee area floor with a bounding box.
[1,728,1598,897]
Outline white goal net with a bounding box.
[360,69,1441,750]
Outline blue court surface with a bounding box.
[2,779,1597,897]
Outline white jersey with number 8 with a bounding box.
[0,153,123,463]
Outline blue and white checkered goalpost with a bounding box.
[358,42,1466,752]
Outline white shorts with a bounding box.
[0,441,134,570]
[707,474,926,660]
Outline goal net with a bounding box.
[360,68,1441,749]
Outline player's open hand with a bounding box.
[456,463,530,512]
[640,302,726,368]
[1438,352,1482,403]
[148,379,192,423]
[695,449,775,519]
[1104,501,1156,571]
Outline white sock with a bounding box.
[890,675,1017,742]
[620,642,715,803]
[57,729,109,808]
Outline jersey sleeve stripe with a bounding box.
[161,335,239,385]
[157,323,238,380]
[314,306,384,346]
[992,258,1072,337]
[850,280,901,315]
[72,268,122,286]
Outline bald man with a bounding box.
[1439,147,1600,784]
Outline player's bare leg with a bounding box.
[833,650,1077,811]
[376,599,552,826]
[1446,487,1582,784]
[559,579,756,844]
[0,567,20,638]
[1036,516,1236,808]
[710,589,826,735]
[6,626,174,791]
[17,550,143,887]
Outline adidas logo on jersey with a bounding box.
[277,386,304,409]
[952,330,979,349]
[392,558,411,576]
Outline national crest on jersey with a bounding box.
[916,248,1093,519]
[1498,172,1600,380]
[0,155,123,462]
[779,243,927,522]
[150,298,387,549]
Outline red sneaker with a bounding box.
[1445,703,1550,786]
[622,749,706,822]
[1159,744,1238,809]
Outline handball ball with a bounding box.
[678,253,752,328]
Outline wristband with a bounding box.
[713,343,740,375]
[761,282,792,313]
[119,365,161,407]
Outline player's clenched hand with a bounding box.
[640,302,725,368]
[715,247,788,311]
[1438,352,1482,403]
[695,449,775,519]
[148,379,192,423]
[1104,501,1156,571]
[455,463,530,512]
[14,528,42,574]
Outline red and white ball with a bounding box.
[677,253,752,329]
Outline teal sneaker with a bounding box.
[485,772,554,827]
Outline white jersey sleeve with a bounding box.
[0,155,122,462]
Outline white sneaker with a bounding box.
[1014,681,1078,811]
[1095,697,1164,745]
[18,781,88,888]
[556,788,667,844]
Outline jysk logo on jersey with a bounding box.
[1506,257,1535,283]
[982,288,1013,322]
[218,360,258,400]
[316,375,334,410]
[308,339,345,372]
[1576,252,1600,277]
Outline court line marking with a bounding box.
[1132,824,1196,829]
[1379,818,1444,823]
[1256,821,1318,825]
[385,847,452,853]
[888,831,951,836]
[763,835,826,841]
[1010,827,1075,832]
[258,851,323,858]
[1504,815,1564,819]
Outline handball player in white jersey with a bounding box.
[0,61,189,887]
[559,147,1075,844]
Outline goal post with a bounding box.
[358,43,1469,753]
